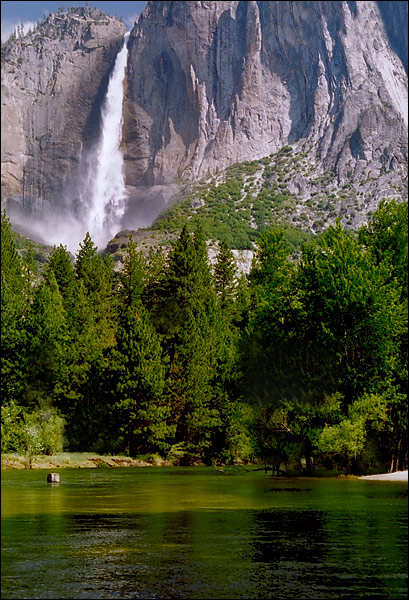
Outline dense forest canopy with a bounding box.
[1,199,407,473]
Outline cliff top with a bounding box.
[1,6,125,56]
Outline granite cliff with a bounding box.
[1,7,126,217]
[121,0,407,225]
[1,2,407,246]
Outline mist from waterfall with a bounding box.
[80,31,130,250]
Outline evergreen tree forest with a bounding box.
[1,200,408,473]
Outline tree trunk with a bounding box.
[305,452,312,474]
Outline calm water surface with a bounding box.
[1,467,407,599]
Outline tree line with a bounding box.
[1,199,407,473]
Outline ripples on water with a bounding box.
[1,468,407,599]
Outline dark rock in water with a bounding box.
[47,473,60,483]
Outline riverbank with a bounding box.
[1,452,171,470]
[1,453,407,480]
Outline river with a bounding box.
[1,467,407,599]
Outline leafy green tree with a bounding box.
[23,407,66,456]
[240,223,406,472]
[294,223,405,471]
[359,200,408,470]
[297,222,404,400]
[21,415,44,468]
[314,393,389,472]
[240,229,297,405]
[359,199,408,297]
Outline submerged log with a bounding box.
[47,473,60,483]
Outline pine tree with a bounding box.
[119,237,147,309]
[214,239,237,312]
[46,244,77,313]
[169,306,222,461]
[25,271,69,409]
[75,232,116,346]
[108,301,171,456]
[157,224,236,462]
[55,280,107,450]
[1,212,30,404]
[75,232,98,284]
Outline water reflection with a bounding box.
[250,509,326,562]
[1,470,407,599]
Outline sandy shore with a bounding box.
[358,470,408,481]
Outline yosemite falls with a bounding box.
[79,32,130,250]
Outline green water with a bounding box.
[1,467,407,599]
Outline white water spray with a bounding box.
[81,32,130,248]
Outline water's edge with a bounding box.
[2,453,407,481]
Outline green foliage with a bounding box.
[108,301,171,456]
[46,244,76,311]
[119,237,147,308]
[1,400,25,453]
[240,215,407,472]
[359,199,408,297]
[314,392,390,468]
[1,212,30,404]
[24,408,66,456]
[1,201,407,471]
[25,270,69,408]
[152,156,313,251]
[214,240,237,311]
[317,419,367,461]
[228,402,258,463]
[298,222,404,399]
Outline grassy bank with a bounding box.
[1,452,171,470]
[1,452,342,477]
[3,453,394,478]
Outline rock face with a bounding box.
[1,1,407,241]
[123,0,407,191]
[1,7,126,215]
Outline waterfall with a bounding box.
[80,32,130,248]
[15,33,130,253]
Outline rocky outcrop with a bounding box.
[1,7,126,214]
[123,1,407,196]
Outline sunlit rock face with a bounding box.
[1,1,407,240]
[1,8,126,215]
[123,0,407,189]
